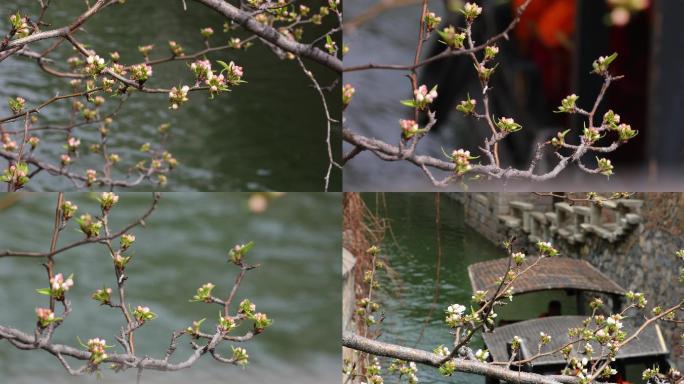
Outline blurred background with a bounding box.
[344,0,684,191]
[0,192,340,383]
[0,0,341,191]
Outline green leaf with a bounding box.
[400,100,417,107]
[604,52,618,66]
[36,288,51,296]
[440,147,452,159]
[216,60,231,73]
[241,241,255,254]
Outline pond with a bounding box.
[0,1,341,191]
[0,192,340,383]
[362,193,583,384]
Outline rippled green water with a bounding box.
[362,193,578,384]
[0,1,341,191]
[0,192,340,383]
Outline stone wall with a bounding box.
[451,192,684,368]
[447,192,554,245]
[579,194,684,368]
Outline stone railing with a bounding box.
[498,199,643,245]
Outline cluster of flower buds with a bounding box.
[399,119,425,141]
[120,233,135,250]
[450,149,477,176]
[138,45,154,57]
[168,40,184,56]
[324,35,337,55]
[85,169,97,186]
[133,305,156,322]
[614,123,637,142]
[551,129,571,148]
[76,214,102,238]
[564,356,591,384]
[444,303,466,328]
[228,37,243,49]
[355,297,380,317]
[84,55,106,76]
[91,287,112,304]
[229,241,254,265]
[168,85,190,110]
[642,366,660,381]
[603,110,620,127]
[511,335,523,352]
[342,84,355,107]
[367,245,381,256]
[61,201,78,221]
[536,241,558,256]
[424,11,442,32]
[191,60,213,82]
[592,53,618,75]
[35,308,61,328]
[462,2,483,21]
[470,291,489,304]
[39,273,74,299]
[206,72,227,97]
[98,192,119,212]
[191,282,216,302]
[496,117,522,133]
[474,348,489,362]
[511,251,526,266]
[218,314,237,332]
[436,347,456,376]
[130,63,153,83]
[596,157,614,176]
[238,299,256,316]
[582,127,601,143]
[484,45,499,60]
[112,250,132,269]
[82,108,97,121]
[388,359,419,384]
[186,318,206,336]
[229,346,249,366]
[438,26,466,49]
[365,357,382,380]
[539,331,552,346]
[589,297,604,311]
[8,96,25,114]
[86,338,109,364]
[1,133,17,151]
[110,62,127,77]
[200,27,214,39]
[557,94,579,113]
[0,162,29,189]
[402,85,438,111]
[456,96,477,115]
[9,13,31,38]
[221,61,244,86]
[252,312,272,332]
[625,290,647,308]
[605,314,624,333]
[475,62,497,82]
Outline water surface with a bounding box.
[0,1,341,191]
[0,192,340,383]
